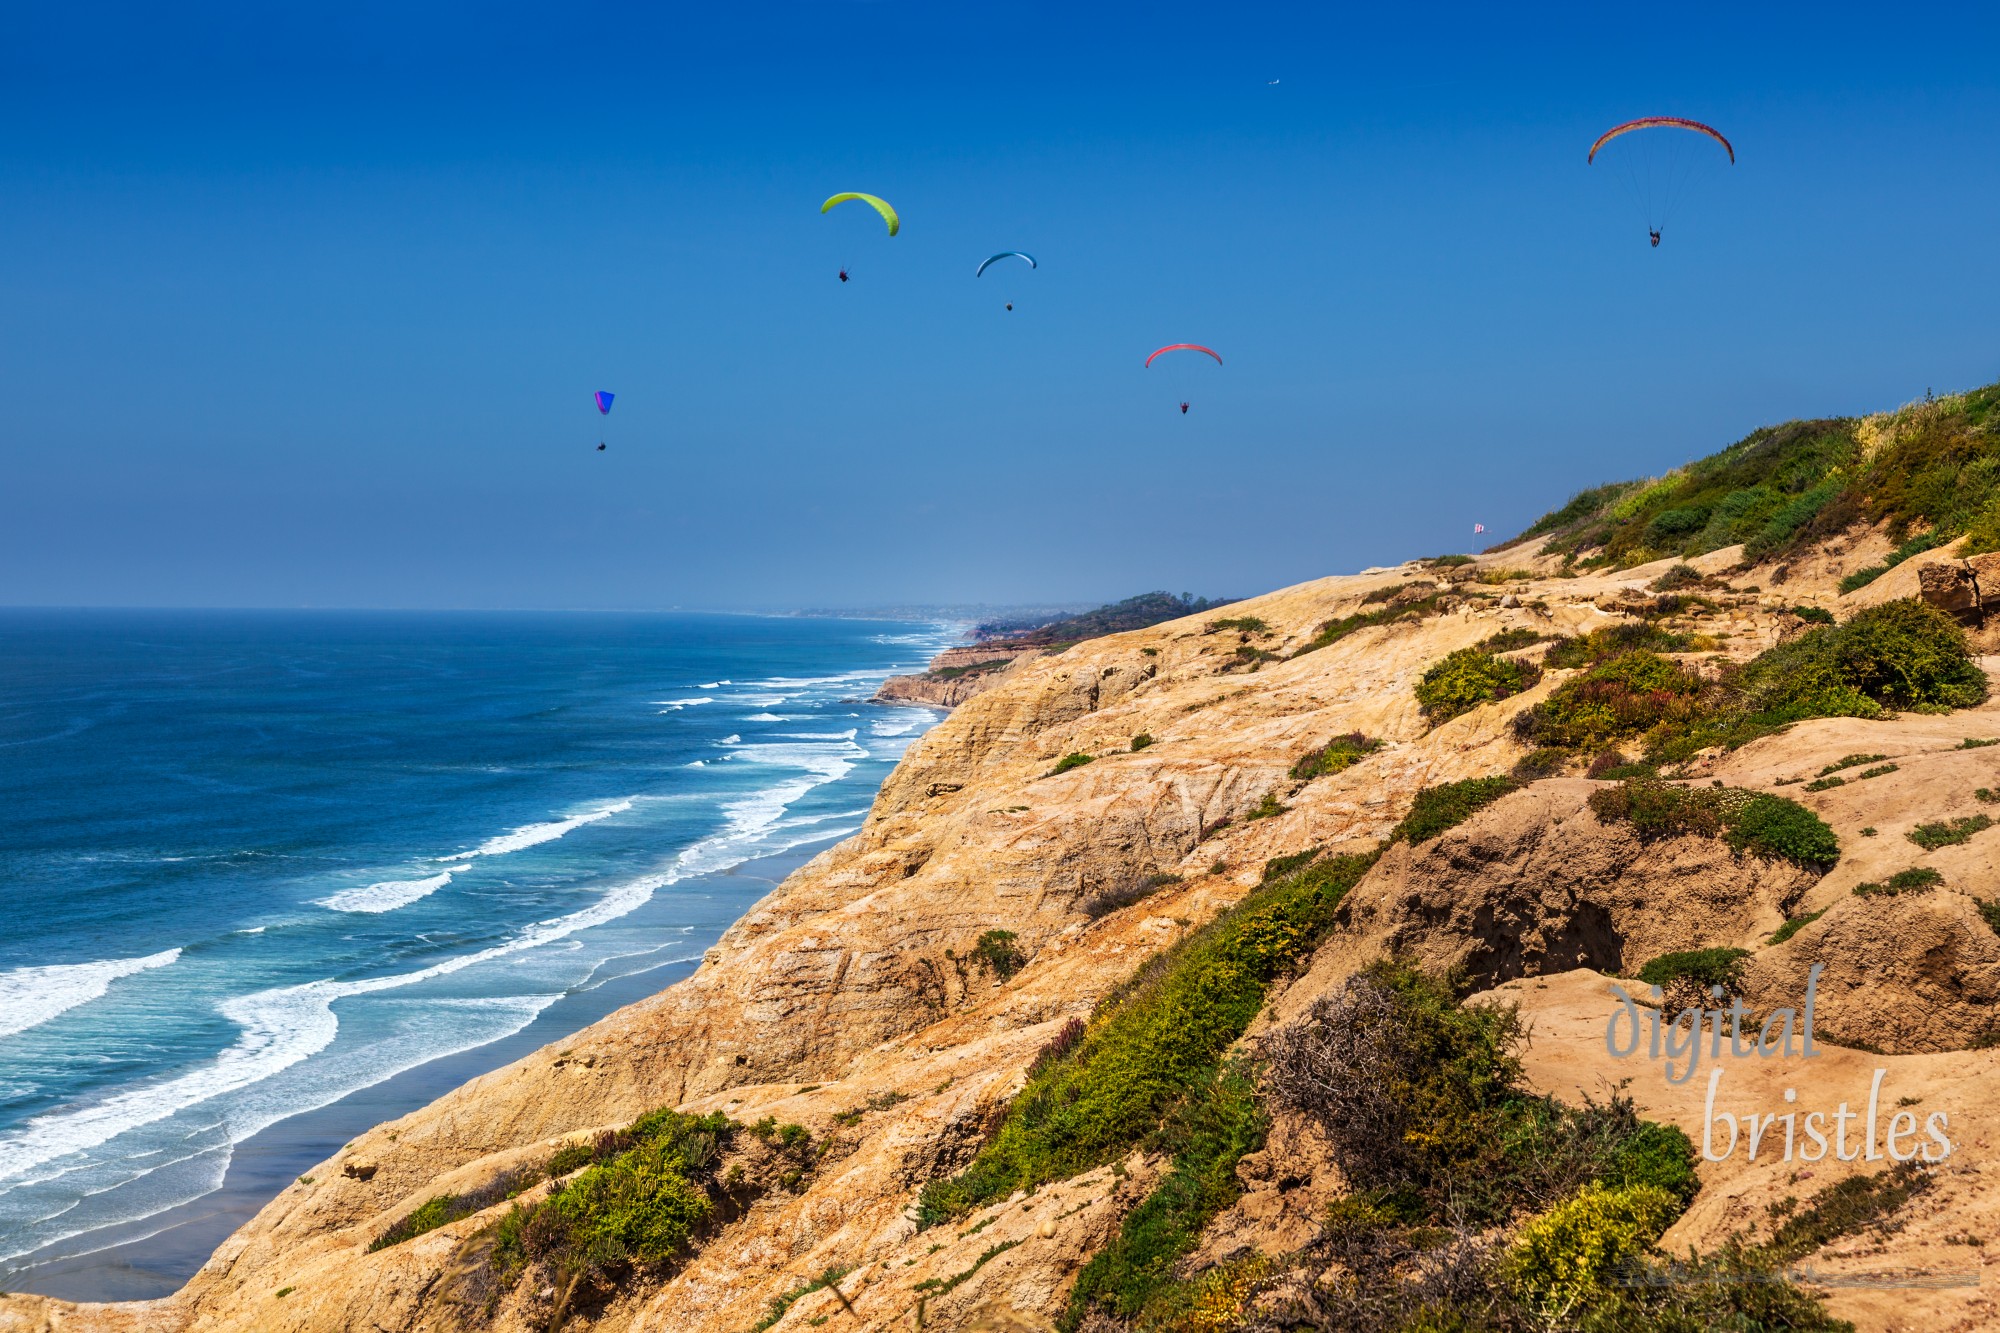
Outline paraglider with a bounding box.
[976,252,1036,311]
[823,194,896,283]
[594,390,614,451]
[1587,117,1734,247]
[820,192,900,236]
[1146,345,1222,415]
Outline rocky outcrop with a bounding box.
[874,645,1044,709]
[1915,551,2000,632]
[1275,780,1821,1016]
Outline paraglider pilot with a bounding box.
[1649,228,1661,248]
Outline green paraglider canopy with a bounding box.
[821,193,900,236]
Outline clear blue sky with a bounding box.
[4,1,1997,610]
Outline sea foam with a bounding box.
[468,801,632,858]
[315,865,470,914]
[0,951,182,1043]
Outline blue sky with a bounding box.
[3,1,1997,610]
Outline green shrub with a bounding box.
[1744,480,1842,561]
[1245,790,1289,820]
[1206,616,1270,634]
[546,1142,596,1177]
[1515,651,1708,753]
[1415,648,1542,724]
[1479,626,1549,652]
[1260,848,1320,883]
[1768,908,1827,945]
[1650,562,1705,591]
[916,853,1376,1225]
[1589,779,1722,840]
[1855,867,1944,897]
[1737,599,1988,719]
[1803,775,1846,792]
[1049,752,1094,776]
[1391,776,1521,845]
[1792,605,1835,624]
[1293,592,1446,656]
[1129,733,1153,751]
[751,1266,853,1333]
[1636,948,1751,993]
[971,929,1027,978]
[370,1195,467,1252]
[1979,788,1998,804]
[1508,1182,1681,1318]
[1908,814,1994,850]
[1060,1062,1265,1328]
[1289,731,1382,781]
[1266,963,1696,1230]
[1590,780,1839,870]
[1819,752,1888,776]
[1859,763,1898,779]
[1513,747,1569,780]
[1728,793,1843,868]
[486,1109,735,1303]
[1963,736,2000,749]
[1543,623,1694,670]
[1599,1120,1701,1206]
[1841,531,1952,594]
[1760,1163,1932,1264]
[1429,554,1475,567]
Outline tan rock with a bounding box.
[6,545,1998,1333]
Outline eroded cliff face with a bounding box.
[872,646,1043,710]
[8,532,2000,1333]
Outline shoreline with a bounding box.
[4,834,849,1305]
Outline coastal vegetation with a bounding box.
[1587,779,1839,870]
[1289,732,1381,781]
[1854,867,1944,897]
[1414,647,1542,724]
[1517,382,2000,570]
[1768,908,1827,945]
[1635,947,1751,993]
[978,592,1236,646]
[1390,776,1521,845]
[915,850,1377,1227]
[1292,589,1447,657]
[1907,814,1993,850]
[1512,599,1985,766]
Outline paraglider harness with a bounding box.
[1649,228,1661,248]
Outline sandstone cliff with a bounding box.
[8,521,2000,1333]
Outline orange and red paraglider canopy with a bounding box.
[1588,117,1734,165]
[1144,344,1223,368]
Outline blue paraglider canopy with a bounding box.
[594,391,615,415]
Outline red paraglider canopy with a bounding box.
[1587,117,1734,164]
[1144,344,1223,368]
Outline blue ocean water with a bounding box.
[0,610,952,1286]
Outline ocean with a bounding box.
[0,610,953,1298]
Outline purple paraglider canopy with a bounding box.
[594,391,615,415]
